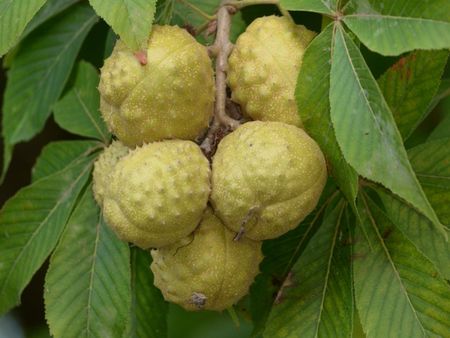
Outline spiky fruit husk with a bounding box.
[151,208,263,311]
[228,16,315,127]
[211,121,327,240]
[92,141,129,206]
[99,25,215,147]
[102,140,210,249]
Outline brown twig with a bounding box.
[200,2,240,155]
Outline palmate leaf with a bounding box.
[354,194,450,338]
[45,186,131,338]
[1,3,97,179]
[343,0,450,56]
[129,247,168,338]
[377,50,449,140]
[32,140,103,182]
[88,0,156,51]
[329,25,443,235]
[0,0,47,56]
[279,0,335,15]
[250,187,340,337]
[373,186,450,281]
[0,154,95,314]
[408,138,450,225]
[22,0,80,39]
[296,24,358,205]
[264,200,353,338]
[54,61,110,143]
[2,3,97,145]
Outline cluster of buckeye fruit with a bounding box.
[93,16,327,311]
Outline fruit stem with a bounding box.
[177,0,217,21]
[212,5,240,129]
[227,306,241,327]
[276,4,294,23]
[201,2,241,156]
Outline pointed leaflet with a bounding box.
[129,247,168,338]
[279,0,335,15]
[373,186,450,281]
[22,0,80,39]
[296,24,358,204]
[32,141,103,182]
[343,0,450,56]
[377,50,449,140]
[251,187,340,337]
[329,25,443,233]
[0,0,47,56]
[54,61,110,143]
[354,194,450,338]
[88,0,156,51]
[264,200,353,338]
[45,187,130,338]
[2,3,97,145]
[0,154,95,314]
[250,189,340,337]
[408,138,450,225]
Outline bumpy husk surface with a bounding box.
[151,208,263,311]
[99,25,215,147]
[211,121,327,240]
[102,140,210,248]
[92,141,129,206]
[228,16,315,126]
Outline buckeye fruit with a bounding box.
[92,141,129,207]
[101,140,210,248]
[151,208,263,311]
[228,16,315,127]
[211,121,327,240]
[99,25,215,147]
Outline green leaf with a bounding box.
[88,0,156,51]
[54,61,110,142]
[0,0,47,56]
[250,188,340,337]
[373,186,450,281]
[0,154,95,314]
[2,2,97,151]
[129,247,168,338]
[22,0,80,39]
[279,0,335,14]
[329,25,443,234]
[408,138,450,225]
[344,15,450,56]
[354,194,450,338]
[343,0,450,56]
[32,140,102,182]
[249,273,278,338]
[377,50,449,139]
[297,24,358,205]
[45,186,131,338]
[264,200,353,338]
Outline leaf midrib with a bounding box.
[11,13,97,142]
[0,158,93,298]
[361,193,427,336]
